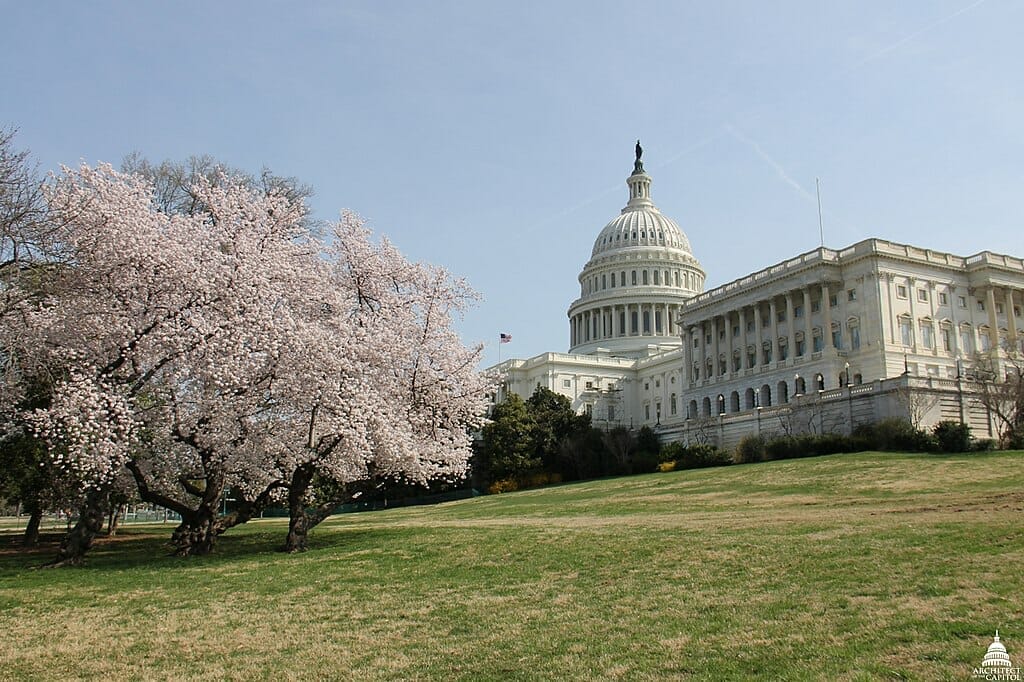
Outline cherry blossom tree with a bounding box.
[273,214,493,552]
[26,163,319,560]
[20,161,494,562]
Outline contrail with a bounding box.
[725,124,816,202]
[845,0,988,72]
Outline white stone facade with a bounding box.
[493,150,1024,447]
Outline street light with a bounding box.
[844,361,851,387]
[794,373,802,397]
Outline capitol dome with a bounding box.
[567,142,705,358]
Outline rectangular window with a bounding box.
[850,326,861,351]
[813,334,823,353]
[733,325,740,337]
[777,309,786,322]
[958,295,967,308]
[670,395,677,416]
[746,320,755,333]
[917,289,928,303]
[829,294,838,308]
[794,305,803,318]
[811,300,821,313]
[607,405,615,421]
[796,339,806,356]
[978,300,985,312]
[585,381,593,390]
[644,404,650,421]
[719,328,725,339]
[920,323,933,349]
[562,379,571,388]
[631,271,637,285]
[602,274,607,290]
[938,292,948,306]
[900,319,912,346]
[997,303,1004,314]
[960,329,972,353]
[762,316,770,328]
[832,328,841,349]
[848,288,857,301]
[779,343,788,361]
[1016,306,1022,318]
[747,351,756,369]
[610,274,615,288]
[942,327,951,351]
[896,285,908,299]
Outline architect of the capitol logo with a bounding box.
[974,631,1021,681]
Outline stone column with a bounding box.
[711,316,721,377]
[1006,288,1018,342]
[986,287,999,351]
[821,282,832,351]
[738,307,747,370]
[725,310,734,375]
[753,304,762,366]
[786,293,796,356]
[803,288,813,353]
[907,277,918,352]
[769,298,779,364]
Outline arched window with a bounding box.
[744,387,756,410]
[730,391,740,412]
[631,270,637,286]
[670,393,677,416]
[777,380,789,404]
[642,270,649,285]
[653,270,660,285]
[760,384,772,407]
[688,399,698,419]
[702,396,712,417]
[717,394,726,415]
[795,376,807,395]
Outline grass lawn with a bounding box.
[1,451,1023,681]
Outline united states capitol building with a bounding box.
[492,145,1024,447]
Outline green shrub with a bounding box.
[734,435,767,464]
[853,418,935,452]
[933,420,971,453]
[972,438,996,452]
[670,443,731,470]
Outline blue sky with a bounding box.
[4,1,1022,363]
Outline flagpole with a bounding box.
[498,335,502,365]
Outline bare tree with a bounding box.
[970,348,1024,448]
[893,381,940,430]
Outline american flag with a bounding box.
[499,333,512,344]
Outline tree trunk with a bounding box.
[284,464,316,553]
[22,505,43,547]
[171,505,219,556]
[43,489,107,567]
[106,504,124,536]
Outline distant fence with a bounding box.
[261,487,480,518]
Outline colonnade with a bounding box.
[681,281,846,385]
[569,301,684,347]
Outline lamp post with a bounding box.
[844,361,853,433]
[755,392,762,436]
